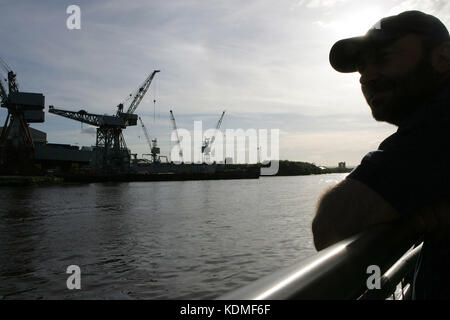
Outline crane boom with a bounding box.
[169,110,183,162]
[0,78,7,104]
[0,57,11,73]
[210,110,225,146]
[48,106,109,127]
[0,58,19,93]
[202,110,225,153]
[139,117,153,151]
[125,70,160,115]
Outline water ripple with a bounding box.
[0,174,346,299]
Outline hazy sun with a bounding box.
[323,6,385,39]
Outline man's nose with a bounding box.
[359,64,379,86]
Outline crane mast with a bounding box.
[7,71,19,93]
[169,110,183,162]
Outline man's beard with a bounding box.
[362,57,441,126]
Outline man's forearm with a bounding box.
[312,178,400,251]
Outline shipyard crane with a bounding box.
[139,116,161,163]
[48,70,160,172]
[0,58,45,173]
[169,110,183,162]
[202,110,225,162]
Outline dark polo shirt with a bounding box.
[347,80,450,299]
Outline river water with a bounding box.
[0,173,347,299]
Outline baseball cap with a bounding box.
[329,10,450,73]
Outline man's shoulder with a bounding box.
[347,84,450,216]
[397,87,450,137]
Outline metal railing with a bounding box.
[218,219,423,300]
[360,242,422,300]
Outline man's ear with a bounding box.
[432,41,450,73]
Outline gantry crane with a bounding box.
[48,70,160,172]
[139,116,161,163]
[0,58,45,173]
[202,110,225,162]
[169,110,183,163]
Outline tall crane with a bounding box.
[48,106,131,171]
[202,110,225,162]
[139,116,160,163]
[169,110,183,163]
[48,70,160,172]
[0,58,45,173]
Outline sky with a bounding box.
[0,0,449,166]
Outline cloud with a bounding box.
[81,126,97,135]
[280,128,393,166]
[0,1,403,164]
[296,0,349,8]
[389,0,450,23]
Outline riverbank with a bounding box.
[60,169,260,183]
[0,175,63,186]
[0,161,351,186]
[258,160,353,176]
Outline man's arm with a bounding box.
[312,178,401,251]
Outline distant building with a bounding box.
[225,157,233,164]
[338,162,346,169]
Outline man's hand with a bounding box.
[312,178,401,251]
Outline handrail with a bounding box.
[359,242,422,300]
[217,219,422,300]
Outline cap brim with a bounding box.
[329,36,367,73]
[330,31,405,73]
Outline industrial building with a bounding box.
[0,125,93,172]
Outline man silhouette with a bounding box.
[312,11,450,299]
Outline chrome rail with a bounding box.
[359,242,422,300]
[217,219,422,300]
